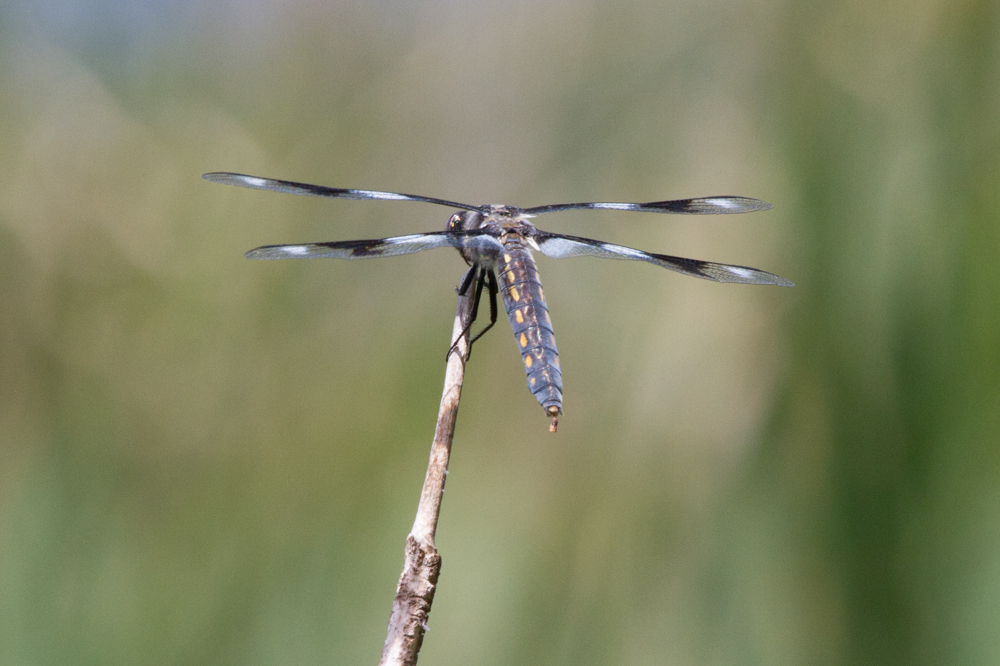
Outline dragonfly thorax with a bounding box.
[446,207,528,233]
[483,204,522,217]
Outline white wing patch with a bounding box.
[724,266,755,278]
[601,243,646,259]
[700,197,740,210]
[354,190,410,201]
[534,237,581,258]
[385,234,425,243]
[536,236,649,261]
[590,203,638,211]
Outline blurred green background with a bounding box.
[1,1,998,664]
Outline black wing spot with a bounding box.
[307,239,390,257]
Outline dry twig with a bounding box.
[378,288,473,666]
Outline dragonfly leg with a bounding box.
[447,267,485,361]
[456,265,477,296]
[468,270,498,348]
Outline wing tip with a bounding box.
[203,171,239,182]
[245,245,296,260]
[204,172,274,191]
[694,196,773,214]
[750,274,794,287]
[712,263,794,286]
[748,272,794,287]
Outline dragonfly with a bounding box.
[204,172,793,432]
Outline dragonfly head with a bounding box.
[446,210,483,232]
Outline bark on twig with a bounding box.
[379,290,473,666]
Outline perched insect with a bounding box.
[204,172,792,431]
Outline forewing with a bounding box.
[203,172,483,212]
[534,232,793,286]
[245,230,504,260]
[522,196,772,216]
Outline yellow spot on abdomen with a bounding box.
[510,286,520,302]
[504,254,512,263]
[506,270,515,283]
[519,333,527,347]
[525,354,533,369]
[530,377,536,387]
[515,310,524,324]
[538,287,546,302]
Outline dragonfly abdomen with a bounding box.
[496,241,563,427]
